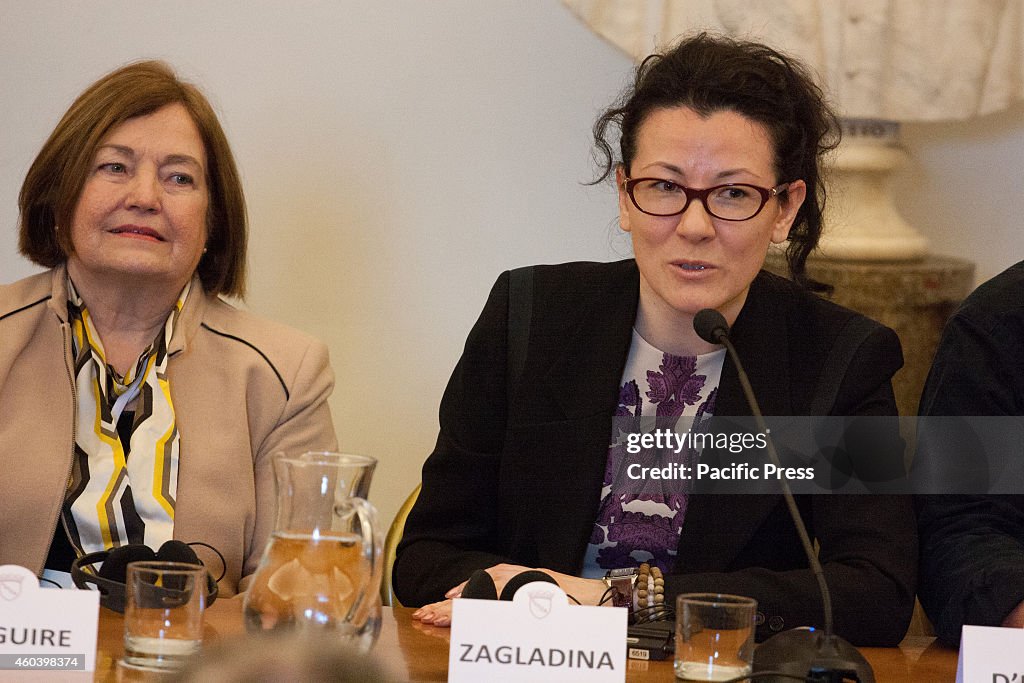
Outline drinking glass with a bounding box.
[675,593,756,681]
[122,561,206,671]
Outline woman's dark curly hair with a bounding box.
[593,32,840,291]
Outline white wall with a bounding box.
[897,102,1024,285]
[2,1,1022,525]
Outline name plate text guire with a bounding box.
[0,565,98,672]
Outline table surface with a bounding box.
[78,600,957,682]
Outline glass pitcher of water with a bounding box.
[243,452,383,651]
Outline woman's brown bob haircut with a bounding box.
[18,60,248,297]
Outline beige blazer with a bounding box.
[0,267,338,596]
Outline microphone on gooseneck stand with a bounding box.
[694,308,875,683]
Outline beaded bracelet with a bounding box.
[635,562,664,614]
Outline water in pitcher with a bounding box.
[244,530,371,634]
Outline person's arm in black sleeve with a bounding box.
[393,272,513,607]
[916,309,1024,644]
[918,495,1024,644]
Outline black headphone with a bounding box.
[70,539,219,613]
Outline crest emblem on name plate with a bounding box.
[0,573,24,601]
[528,590,553,619]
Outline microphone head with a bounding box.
[461,569,498,600]
[499,570,558,601]
[693,308,729,344]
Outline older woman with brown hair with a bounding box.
[0,61,337,595]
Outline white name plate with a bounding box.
[0,565,99,672]
[957,624,1024,683]
[449,581,627,682]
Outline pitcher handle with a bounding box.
[347,497,383,630]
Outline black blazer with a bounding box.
[395,260,917,646]
[916,260,1024,644]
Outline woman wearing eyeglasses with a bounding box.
[395,33,916,646]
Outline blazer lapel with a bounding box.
[677,272,793,570]
[711,272,794,418]
[540,262,640,422]
[522,261,639,573]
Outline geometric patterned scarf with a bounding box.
[62,277,189,554]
